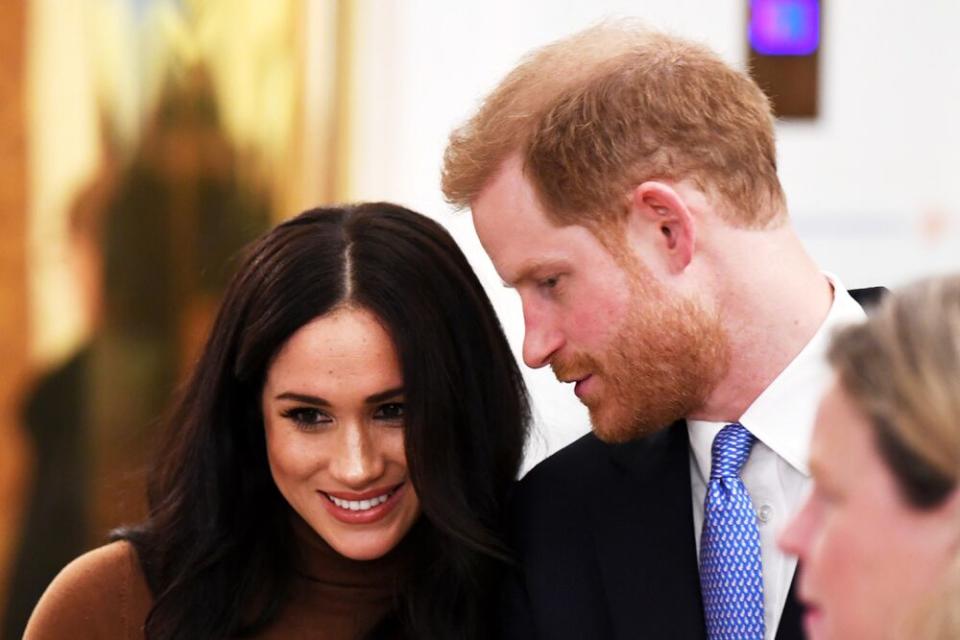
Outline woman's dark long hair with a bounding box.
[115,203,531,639]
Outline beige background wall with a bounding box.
[343,0,960,470]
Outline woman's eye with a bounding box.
[373,402,405,422]
[812,483,842,507]
[281,407,332,430]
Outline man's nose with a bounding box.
[521,306,564,369]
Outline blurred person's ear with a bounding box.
[941,487,960,537]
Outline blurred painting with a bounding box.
[0,1,350,636]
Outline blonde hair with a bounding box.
[442,21,786,229]
[829,274,960,638]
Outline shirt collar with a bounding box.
[689,273,867,479]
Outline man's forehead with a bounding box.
[470,154,612,281]
[470,165,546,255]
[472,159,539,216]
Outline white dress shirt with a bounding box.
[688,273,866,640]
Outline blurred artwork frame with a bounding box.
[0,1,358,636]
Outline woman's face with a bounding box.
[262,306,421,561]
[779,378,960,640]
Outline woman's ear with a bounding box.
[626,181,696,273]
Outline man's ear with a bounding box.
[625,181,696,273]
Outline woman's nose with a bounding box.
[778,494,816,559]
[328,422,385,488]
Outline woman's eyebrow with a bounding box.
[365,387,404,404]
[274,387,404,405]
[274,392,330,406]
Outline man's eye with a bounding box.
[373,402,405,422]
[539,276,560,289]
[281,407,331,429]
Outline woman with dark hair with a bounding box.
[25,203,531,639]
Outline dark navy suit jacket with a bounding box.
[499,287,885,639]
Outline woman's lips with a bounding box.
[318,482,406,525]
[802,602,823,639]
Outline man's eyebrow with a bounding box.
[503,258,565,288]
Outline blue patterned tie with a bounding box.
[699,422,765,640]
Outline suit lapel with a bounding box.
[849,286,885,310]
[591,421,706,639]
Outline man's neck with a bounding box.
[689,224,833,423]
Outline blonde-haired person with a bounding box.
[780,275,960,639]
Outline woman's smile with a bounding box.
[319,481,408,524]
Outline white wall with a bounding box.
[344,0,960,473]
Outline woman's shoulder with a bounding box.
[23,540,153,640]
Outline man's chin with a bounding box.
[588,404,672,444]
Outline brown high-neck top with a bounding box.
[23,515,410,639]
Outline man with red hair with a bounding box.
[443,22,881,640]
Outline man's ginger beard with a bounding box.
[551,250,731,443]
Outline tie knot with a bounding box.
[710,422,756,479]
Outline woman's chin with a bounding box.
[326,527,404,561]
[316,502,421,561]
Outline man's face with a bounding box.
[472,156,728,441]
